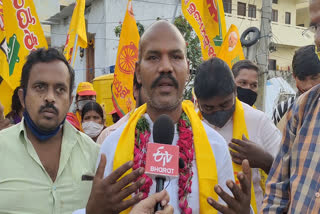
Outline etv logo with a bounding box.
[153,146,173,167]
[145,143,179,177]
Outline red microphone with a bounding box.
[145,114,179,211]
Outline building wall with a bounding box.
[296,7,310,27]
[59,0,75,6]
[51,0,106,94]
[34,0,60,37]
[269,45,297,71]
[272,0,296,25]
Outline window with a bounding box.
[272,9,278,22]
[272,0,278,4]
[248,4,256,18]
[285,12,291,25]
[237,2,246,16]
[268,59,277,70]
[223,0,232,14]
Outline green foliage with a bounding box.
[174,16,202,70]
[114,22,145,38]
[174,16,201,100]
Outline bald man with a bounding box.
[79,20,253,214]
[261,0,320,213]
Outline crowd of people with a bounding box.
[0,0,319,213]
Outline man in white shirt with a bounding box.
[81,21,252,214]
[194,57,281,212]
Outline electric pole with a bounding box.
[172,0,180,23]
[255,0,272,111]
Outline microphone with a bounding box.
[145,114,177,211]
[153,115,174,211]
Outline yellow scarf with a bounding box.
[232,98,258,213]
[113,100,218,213]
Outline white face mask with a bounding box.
[77,100,92,111]
[82,121,104,138]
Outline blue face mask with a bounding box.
[22,88,65,141]
[23,110,64,141]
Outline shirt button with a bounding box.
[315,192,320,198]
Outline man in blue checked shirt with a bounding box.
[261,0,320,212]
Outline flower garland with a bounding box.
[177,113,194,214]
[132,113,194,214]
[133,116,153,199]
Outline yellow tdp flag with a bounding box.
[111,0,139,117]
[182,0,227,60]
[0,79,13,116]
[217,24,245,68]
[64,0,87,65]
[0,0,47,115]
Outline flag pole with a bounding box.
[71,34,79,68]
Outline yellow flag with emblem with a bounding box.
[217,24,245,68]
[0,0,47,115]
[111,0,139,117]
[63,0,87,66]
[182,0,227,60]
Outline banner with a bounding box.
[217,24,245,68]
[63,0,87,65]
[182,0,227,60]
[111,0,139,117]
[0,0,47,115]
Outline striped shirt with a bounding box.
[261,84,320,213]
[272,95,296,125]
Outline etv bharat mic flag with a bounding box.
[64,0,87,66]
[0,0,47,115]
[182,0,227,60]
[217,24,245,68]
[111,0,139,117]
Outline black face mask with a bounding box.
[202,104,235,128]
[237,87,257,106]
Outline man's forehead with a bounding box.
[237,68,258,77]
[200,93,234,105]
[139,21,186,52]
[29,61,69,80]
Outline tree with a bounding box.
[174,16,201,100]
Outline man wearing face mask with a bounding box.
[232,60,259,107]
[194,57,281,212]
[66,82,96,131]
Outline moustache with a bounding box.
[151,74,179,89]
[39,103,59,115]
